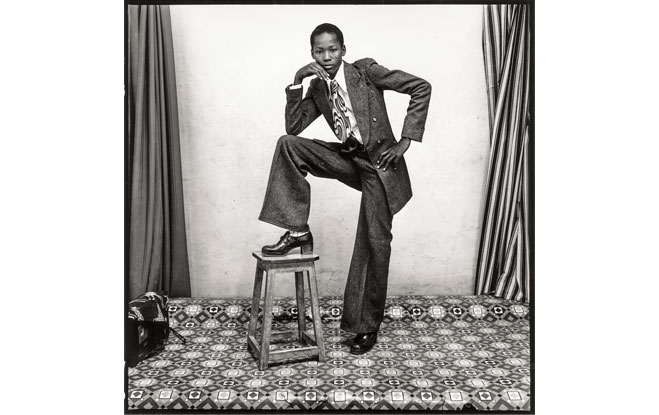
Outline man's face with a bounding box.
[311,32,346,78]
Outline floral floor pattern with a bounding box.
[126,295,531,411]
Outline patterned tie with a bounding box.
[326,79,352,143]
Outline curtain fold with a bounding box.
[475,4,531,303]
[128,5,191,300]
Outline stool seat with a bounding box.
[252,251,320,264]
[247,251,326,370]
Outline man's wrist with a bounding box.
[398,137,412,153]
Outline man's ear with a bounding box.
[342,44,347,57]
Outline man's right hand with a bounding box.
[294,62,330,85]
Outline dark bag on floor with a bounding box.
[126,291,186,367]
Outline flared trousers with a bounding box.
[259,134,393,333]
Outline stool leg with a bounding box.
[247,265,264,354]
[306,265,326,363]
[259,270,276,370]
[295,271,306,343]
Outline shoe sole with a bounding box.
[261,244,313,257]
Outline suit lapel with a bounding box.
[344,62,370,145]
[312,79,331,121]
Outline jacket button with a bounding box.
[372,117,377,122]
[377,139,382,144]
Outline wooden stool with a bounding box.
[247,251,326,370]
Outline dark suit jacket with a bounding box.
[284,58,431,215]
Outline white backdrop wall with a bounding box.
[169,5,490,298]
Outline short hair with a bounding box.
[310,23,344,47]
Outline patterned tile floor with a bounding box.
[127,295,531,411]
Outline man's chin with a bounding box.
[325,66,340,78]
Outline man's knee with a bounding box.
[366,211,393,242]
[369,230,393,244]
[277,134,298,148]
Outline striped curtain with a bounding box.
[475,4,531,303]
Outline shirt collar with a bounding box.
[332,61,347,90]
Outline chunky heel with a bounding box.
[300,242,313,255]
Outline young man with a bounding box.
[259,23,431,355]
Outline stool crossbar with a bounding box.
[247,251,326,370]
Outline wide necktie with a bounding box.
[326,79,352,143]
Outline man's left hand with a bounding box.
[376,138,411,171]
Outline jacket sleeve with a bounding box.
[359,58,432,142]
[284,83,321,136]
